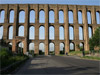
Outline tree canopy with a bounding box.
[89,27,100,50]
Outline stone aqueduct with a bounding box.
[0,4,100,55]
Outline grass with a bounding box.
[0,48,29,69]
[68,50,100,60]
[0,55,28,69]
[82,56,100,60]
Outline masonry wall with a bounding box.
[0,4,100,55]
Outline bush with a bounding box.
[0,48,29,69]
[0,48,12,59]
[39,50,44,55]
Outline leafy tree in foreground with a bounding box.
[89,27,100,51]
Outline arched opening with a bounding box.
[79,42,84,51]
[39,10,45,23]
[59,26,64,40]
[30,10,35,23]
[9,10,14,23]
[18,25,24,37]
[59,10,64,23]
[39,43,45,55]
[8,26,13,39]
[49,42,55,55]
[70,42,75,51]
[49,26,55,40]
[0,10,5,23]
[19,10,25,23]
[68,10,73,23]
[69,26,74,40]
[8,42,12,51]
[79,26,84,40]
[88,26,92,38]
[49,10,54,23]
[60,43,65,54]
[0,26,3,39]
[78,11,83,24]
[96,11,100,24]
[39,26,45,40]
[87,11,92,24]
[17,42,24,54]
[29,43,34,55]
[29,26,35,40]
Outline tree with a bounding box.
[89,27,100,50]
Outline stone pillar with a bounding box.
[92,6,96,25]
[23,4,29,54]
[3,5,9,40]
[55,41,59,55]
[91,6,96,34]
[12,5,18,53]
[64,5,70,54]
[13,4,18,38]
[55,5,59,55]
[82,6,89,51]
[45,5,49,55]
[34,26,39,54]
[55,25,59,55]
[34,4,39,54]
[73,5,79,51]
[12,40,17,53]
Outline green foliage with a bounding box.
[60,51,64,54]
[89,27,100,50]
[82,56,100,60]
[0,48,12,59]
[29,50,34,57]
[0,48,28,69]
[49,51,55,55]
[69,51,89,56]
[39,50,44,55]
[77,44,83,51]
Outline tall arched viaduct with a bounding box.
[0,4,100,55]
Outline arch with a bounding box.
[9,10,14,23]
[96,11,100,24]
[30,10,35,23]
[70,42,75,51]
[49,26,55,40]
[79,42,84,51]
[87,11,92,24]
[59,10,64,23]
[0,26,3,39]
[29,43,34,51]
[17,42,24,54]
[49,10,55,23]
[78,11,83,24]
[18,25,24,37]
[39,43,45,55]
[69,26,74,40]
[19,10,25,23]
[88,26,92,38]
[59,26,64,40]
[8,26,13,39]
[8,42,12,51]
[39,10,45,23]
[29,26,35,40]
[0,10,5,23]
[68,10,73,23]
[79,26,84,40]
[60,42,65,54]
[39,26,45,40]
[49,42,55,55]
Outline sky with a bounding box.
[0,0,100,53]
[0,0,100,6]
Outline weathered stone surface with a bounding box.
[0,4,100,55]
